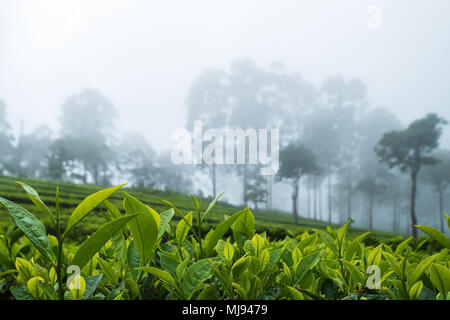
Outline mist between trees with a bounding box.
[0,58,448,237]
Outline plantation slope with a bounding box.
[0,175,401,242]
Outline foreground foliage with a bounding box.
[0,182,449,300]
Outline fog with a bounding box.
[1,0,450,234]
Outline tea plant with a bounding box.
[0,181,449,300]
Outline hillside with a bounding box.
[0,175,401,242]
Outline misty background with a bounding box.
[1,0,450,235]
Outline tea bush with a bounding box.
[0,182,449,300]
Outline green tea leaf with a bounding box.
[337,219,352,244]
[137,266,177,288]
[175,211,193,246]
[315,230,338,256]
[15,182,55,224]
[409,281,423,300]
[345,232,370,260]
[429,263,450,297]
[0,197,53,262]
[83,274,103,299]
[71,214,138,269]
[123,192,160,263]
[294,251,321,284]
[382,252,402,276]
[415,225,450,249]
[11,284,34,300]
[181,259,213,299]
[394,237,413,255]
[27,276,44,299]
[224,240,234,263]
[367,244,383,266]
[158,208,174,241]
[104,200,122,219]
[204,209,245,256]
[127,240,140,280]
[201,192,224,221]
[232,208,255,247]
[65,184,126,236]
[232,256,249,281]
[69,275,86,300]
[342,260,364,284]
[412,254,437,283]
[98,258,118,284]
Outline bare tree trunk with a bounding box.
[369,195,374,231]
[266,175,272,210]
[410,170,419,238]
[347,173,352,221]
[212,163,217,198]
[292,180,300,225]
[338,181,343,224]
[328,173,332,223]
[319,182,322,220]
[314,179,317,220]
[94,162,99,185]
[393,198,398,233]
[307,184,311,219]
[438,188,444,233]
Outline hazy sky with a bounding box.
[1,0,450,151]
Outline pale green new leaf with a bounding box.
[64,184,126,236]
[415,225,450,249]
[367,244,383,266]
[409,281,423,300]
[294,251,321,284]
[204,209,245,256]
[412,254,437,283]
[394,237,413,255]
[232,208,255,247]
[175,211,193,246]
[429,263,450,297]
[314,230,338,256]
[15,182,55,224]
[137,266,177,288]
[342,260,364,284]
[345,232,370,260]
[201,192,224,221]
[98,258,118,284]
[71,214,138,269]
[123,192,160,263]
[382,252,402,276]
[158,208,174,241]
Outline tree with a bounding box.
[46,138,75,181]
[244,165,268,211]
[375,113,447,237]
[356,107,403,230]
[421,150,450,233]
[319,76,367,223]
[12,125,53,178]
[356,166,391,230]
[60,89,118,184]
[303,108,340,223]
[186,69,229,197]
[227,58,269,206]
[154,151,193,193]
[116,133,157,188]
[0,99,13,175]
[277,142,318,224]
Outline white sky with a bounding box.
[1,0,450,151]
